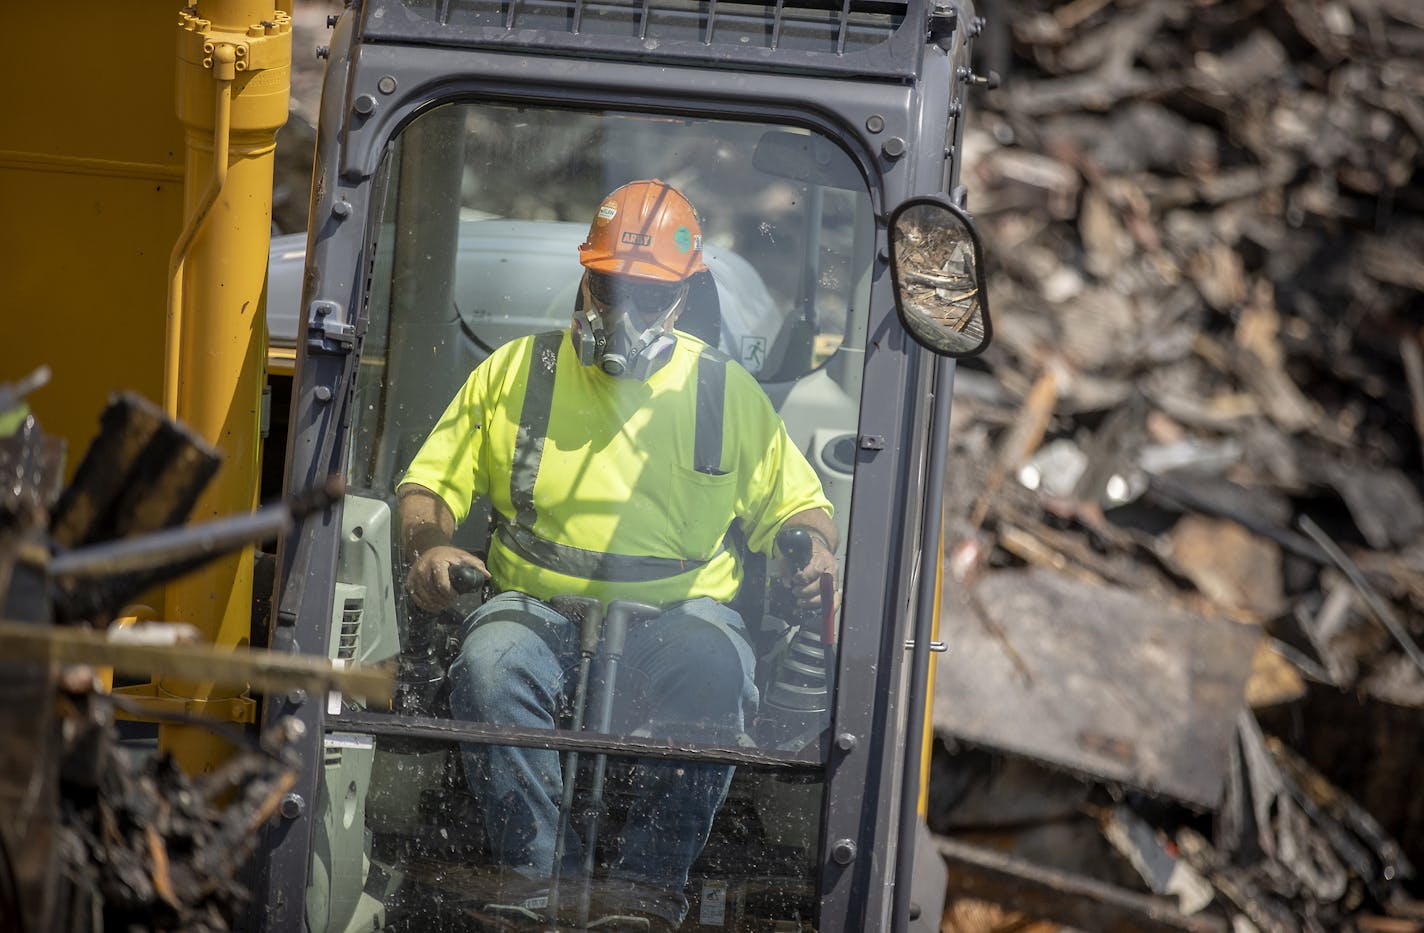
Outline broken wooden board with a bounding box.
[934,568,1258,807]
[0,621,394,705]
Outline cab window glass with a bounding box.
[310,100,872,933]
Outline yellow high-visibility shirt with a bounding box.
[399,330,833,606]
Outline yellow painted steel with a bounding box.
[918,510,945,817]
[165,46,234,418]
[266,345,298,376]
[0,2,287,774]
[154,1,291,774]
[0,5,184,472]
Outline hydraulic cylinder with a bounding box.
[156,2,291,773]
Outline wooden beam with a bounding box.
[0,621,393,704]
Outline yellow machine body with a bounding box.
[0,5,184,450]
[0,2,291,775]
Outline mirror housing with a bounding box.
[887,195,992,357]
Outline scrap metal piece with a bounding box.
[936,834,1228,933]
[1224,714,1350,903]
[935,568,1259,807]
[1267,735,1416,892]
[1318,464,1424,552]
[0,366,52,412]
[49,477,344,623]
[1146,474,1326,565]
[1201,713,1414,928]
[0,376,62,933]
[0,415,65,523]
[1299,516,1424,680]
[1102,806,1215,915]
[1175,828,1302,933]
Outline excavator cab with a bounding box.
[256,2,990,931]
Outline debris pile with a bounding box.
[0,378,381,932]
[932,0,1424,929]
[53,696,300,933]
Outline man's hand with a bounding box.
[405,546,488,613]
[773,509,840,610]
[780,534,839,609]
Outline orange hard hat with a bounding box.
[579,179,708,283]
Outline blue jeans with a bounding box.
[448,592,758,923]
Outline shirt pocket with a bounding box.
[666,466,738,560]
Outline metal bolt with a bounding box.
[315,45,330,60]
[882,136,906,159]
[831,839,858,865]
[331,198,352,218]
[353,93,377,116]
[279,793,306,820]
[287,688,307,705]
[314,386,333,402]
[327,13,340,27]
[835,732,857,752]
[865,114,885,134]
[378,75,398,95]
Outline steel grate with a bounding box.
[422,0,909,56]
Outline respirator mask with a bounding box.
[574,271,686,380]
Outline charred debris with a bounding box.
[930,1,1424,931]
[0,376,383,932]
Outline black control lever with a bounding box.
[395,562,487,718]
[577,599,661,926]
[760,526,837,750]
[773,525,834,642]
[775,526,814,574]
[449,563,487,595]
[771,526,814,620]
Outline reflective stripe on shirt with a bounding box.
[504,337,728,580]
[398,329,832,605]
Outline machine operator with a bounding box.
[395,179,838,931]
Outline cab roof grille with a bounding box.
[366,0,924,78]
[452,0,908,54]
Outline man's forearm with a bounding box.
[397,485,456,558]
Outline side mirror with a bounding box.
[887,196,992,357]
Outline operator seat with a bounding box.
[676,268,721,348]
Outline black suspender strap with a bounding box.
[501,334,729,582]
[510,331,564,530]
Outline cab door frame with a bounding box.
[252,13,968,931]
